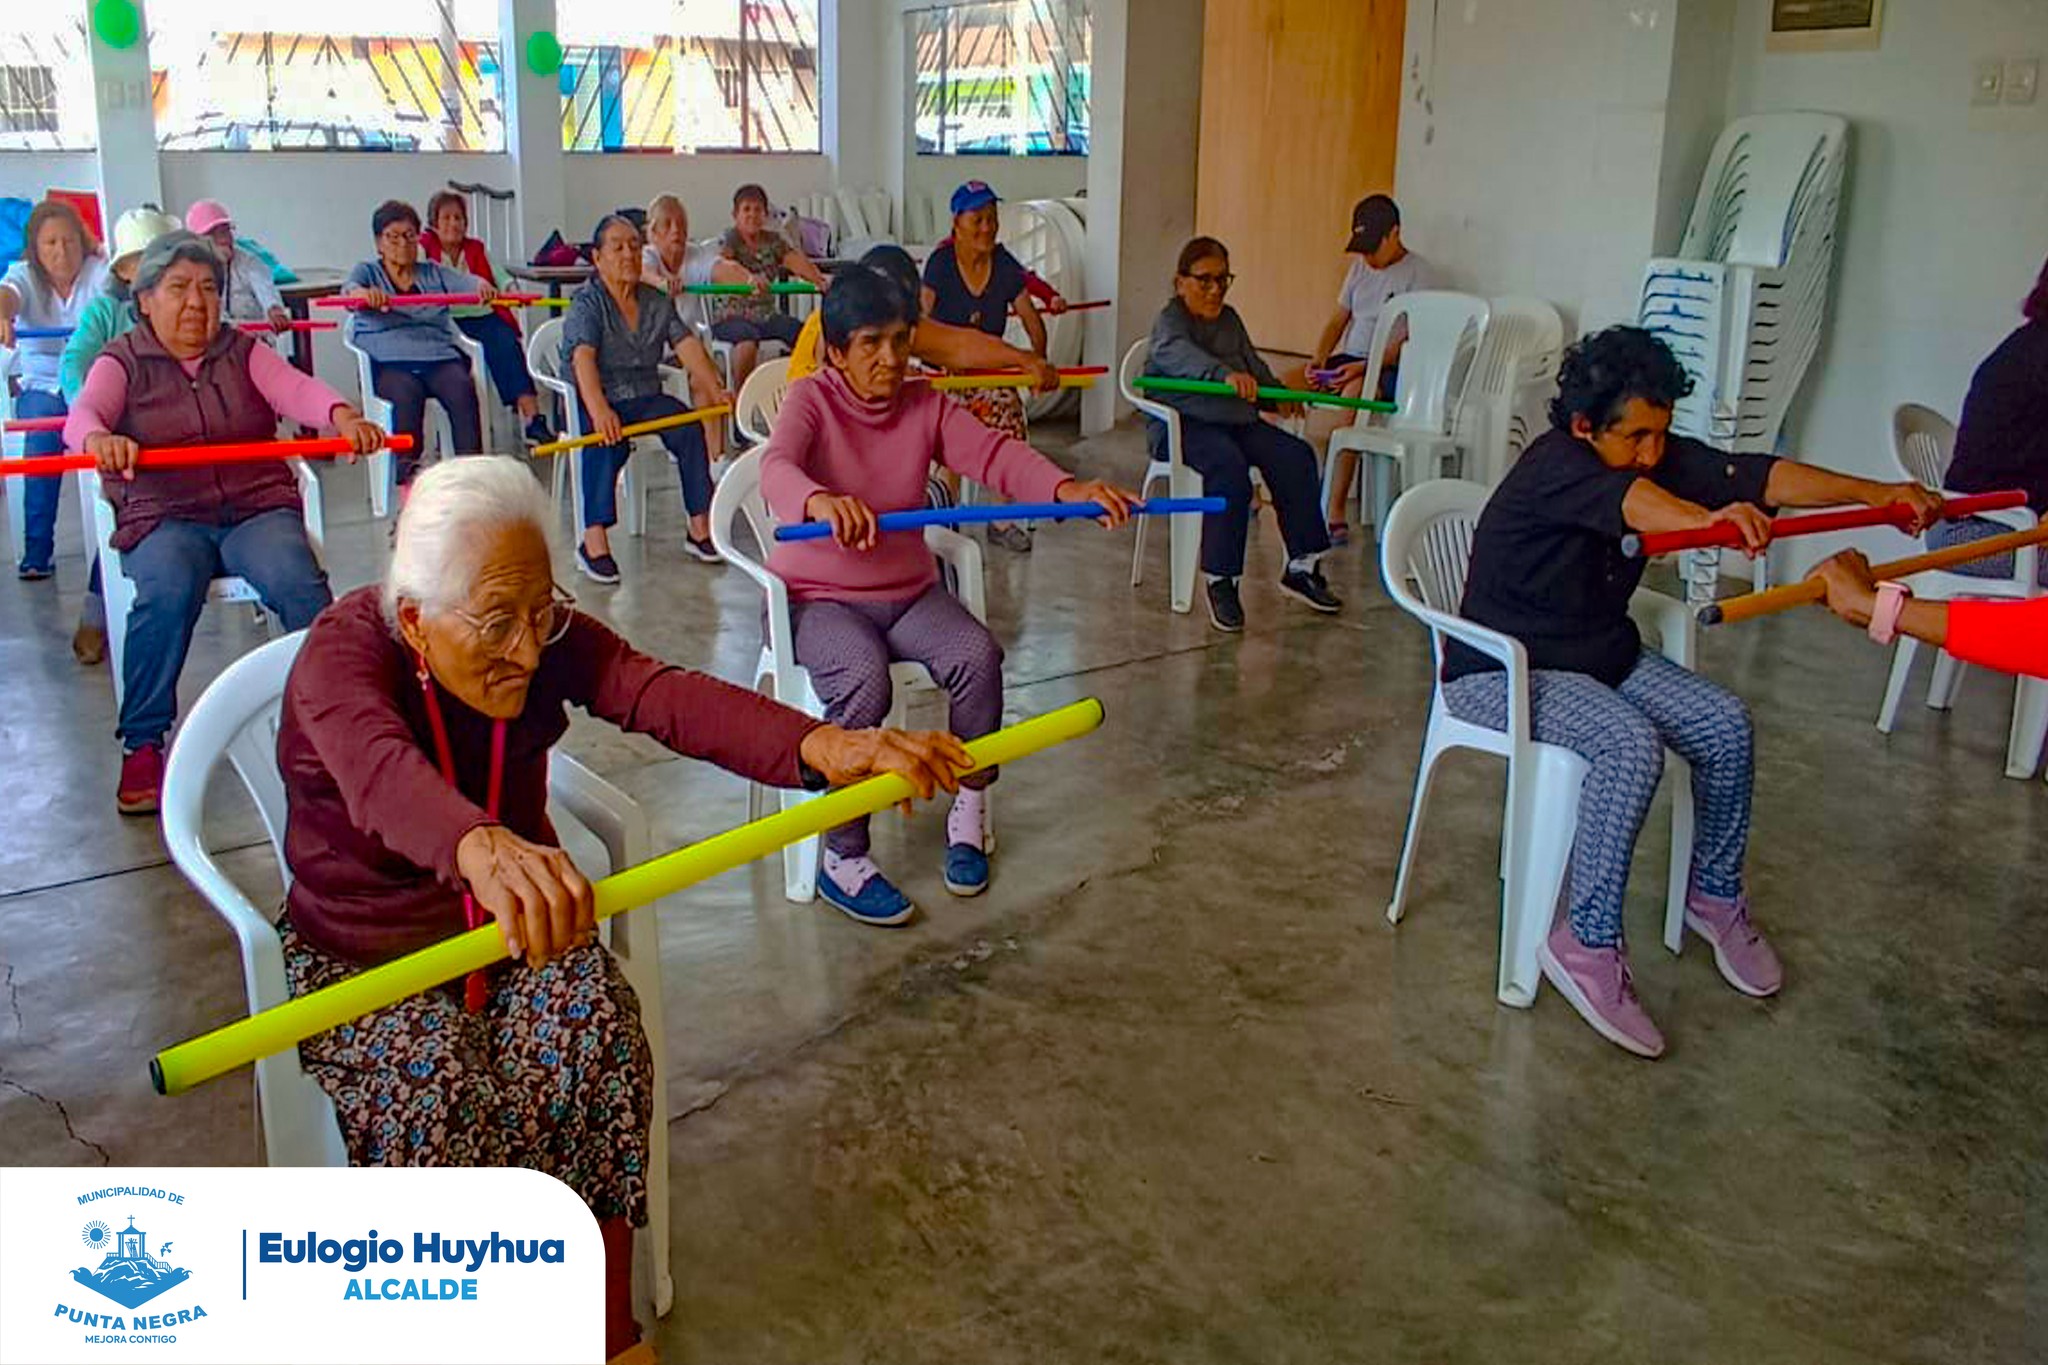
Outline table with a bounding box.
[278,268,347,376]
[505,263,594,299]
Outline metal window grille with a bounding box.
[560,0,819,154]
[912,0,1089,157]
[147,0,505,152]
[0,18,93,150]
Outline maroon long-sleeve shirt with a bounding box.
[278,587,823,965]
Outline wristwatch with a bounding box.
[1867,580,1912,645]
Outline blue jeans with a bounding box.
[118,509,332,749]
[575,392,711,529]
[455,314,536,406]
[15,387,67,573]
[1442,650,1753,948]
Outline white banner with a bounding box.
[0,1168,603,1364]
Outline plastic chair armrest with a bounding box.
[546,752,650,873]
[1628,587,1695,669]
[924,526,987,622]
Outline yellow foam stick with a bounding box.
[929,373,1098,392]
[150,698,1106,1097]
[530,406,732,457]
[516,297,574,308]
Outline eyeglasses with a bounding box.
[451,586,576,657]
[379,228,420,246]
[1182,270,1234,292]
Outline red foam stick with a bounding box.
[235,320,339,333]
[3,416,65,433]
[1621,490,2028,557]
[1011,299,1111,314]
[0,434,414,478]
[315,293,543,309]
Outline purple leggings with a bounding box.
[789,583,1003,856]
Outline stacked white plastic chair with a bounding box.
[710,448,986,903]
[1000,199,1090,423]
[1637,113,1850,600]
[1454,296,1565,486]
[1323,291,1489,537]
[1878,402,2046,778]
[161,631,674,1317]
[1380,480,1696,1006]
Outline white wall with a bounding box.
[0,153,106,207]
[905,153,1088,216]
[1725,0,2048,500]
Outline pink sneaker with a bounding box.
[1538,924,1666,1059]
[1685,891,1782,998]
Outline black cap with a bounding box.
[1346,194,1400,254]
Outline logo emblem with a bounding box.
[71,1216,191,1309]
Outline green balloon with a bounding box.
[524,30,563,77]
[92,0,141,49]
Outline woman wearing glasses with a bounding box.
[1143,237,1341,632]
[273,457,972,1365]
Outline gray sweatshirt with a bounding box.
[1143,298,1279,426]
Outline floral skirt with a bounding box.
[279,913,652,1225]
[950,382,1029,440]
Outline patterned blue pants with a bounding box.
[1927,515,2048,585]
[1441,650,1754,948]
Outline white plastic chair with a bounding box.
[1878,402,2046,778]
[528,317,696,538]
[1380,480,1696,1007]
[82,461,326,707]
[344,329,489,518]
[733,356,793,446]
[1120,340,1206,615]
[709,447,986,903]
[161,630,675,1317]
[1455,297,1564,486]
[1325,291,1490,539]
[2,344,26,568]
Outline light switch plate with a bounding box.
[2005,57,2040,106]
[1974,58,2006,106]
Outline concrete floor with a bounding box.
[2,423,2044,1363]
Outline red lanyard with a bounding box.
[418,665,506,1014]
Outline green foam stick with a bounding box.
[1133,376,1396,414]
[683,282,820,295]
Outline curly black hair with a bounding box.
[1548,325,1694,433]
[822,263,916,351]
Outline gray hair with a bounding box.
[133,229,224,295]
[383,456,558,623]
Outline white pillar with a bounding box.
[502,0,568,260]
[90,0,163,217]
[1080,0,1204,434]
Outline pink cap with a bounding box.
[185,199,234,236]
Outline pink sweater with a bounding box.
[64,339,347,447]
[761,368,1072,602]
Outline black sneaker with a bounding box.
[684,535,721,564]
[524,414,557,445]
[1206,578,1245,633]
[1279,566,1343,614]
[576,545,621,585]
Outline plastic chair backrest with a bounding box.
[735,357,793,445]
[528,317,564,385]
[1471,297,1564,401]
[1118,339,1179,429]
[1892,403,1956,490]
[1368,292,1489,434]
[1678,114,1849,270]
[1379,478,1488,623]
[708,446,780,587]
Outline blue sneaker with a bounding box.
[817,855,914,926]
[943,842,989,897]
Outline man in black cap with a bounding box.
[1286,194,1435,544]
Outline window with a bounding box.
[0,18,94,150]
[912,0,1089,157]
[559,0,820,154]
[147,0,505,152]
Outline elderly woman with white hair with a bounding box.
[63,229,381,814]
[271,455,970,1364]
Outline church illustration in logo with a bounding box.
[72,1216,192,1309]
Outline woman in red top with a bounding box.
[422,191,554,445]
[1810,550,2046,676]
[276,455,968,1363]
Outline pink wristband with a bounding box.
[1867,580,1911,645]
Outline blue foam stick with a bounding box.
[772,496,1225,542]
[14,326,73,340]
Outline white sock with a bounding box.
[822,849,881,895]
[1286,553,1323,576]
[947,787,988,851]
